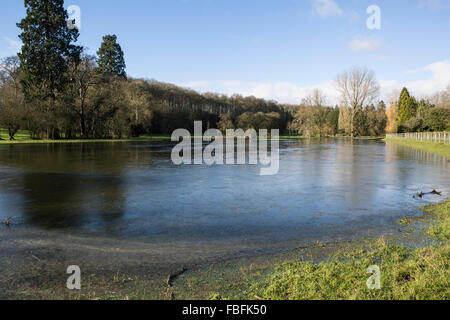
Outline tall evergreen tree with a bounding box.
[397,87,417,125]
[397,87,409,125]
[17,0,82,99]
[96,35,126,78]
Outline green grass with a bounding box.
[385,138,450,157]
[0,128,385,144]
[0,129,172,144]
[422,200,450,241]
[0,128,32,141]
[247,240,449,300]
[209,200,450,300]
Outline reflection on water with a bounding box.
[0,139,449,245]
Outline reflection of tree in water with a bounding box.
[2,143,130,232]
[334,139,380,208]
[94,177,127,233]
[21,172,86,229]
[385,143,449,195]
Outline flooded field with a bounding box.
[0,139,448,298]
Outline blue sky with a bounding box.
[1,0,450,104]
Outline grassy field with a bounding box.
[1,128,386,144]
[0,129,172,144]
[240,200,449,300]
[0,129,32,142]
[385,138,450,157]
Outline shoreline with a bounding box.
[1,199,447,300]
[0,135,385,145]
[0,136,173,145]
[194,200,449,300]
[385,138,450,158]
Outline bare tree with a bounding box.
[439,85,450,108]
[301,88,327,107]
[0,56,21,95]
[336,67,380,137]
[68,54,98,137]
[0,56,25,140]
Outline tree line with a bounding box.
[0,0,448,141]
[389,87,450,133]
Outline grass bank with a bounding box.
[222,200,449,300]
[0,129,172,144]
[1,129,385,144]
[385,138,450,158]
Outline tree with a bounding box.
[442,85,450,109]
[386,102,399,134]
[0,86,25,140]
[301,88,327,108]
[0,56,25,140]
[217,114,235,132]
[17,0,82,100]
[298,89,337,137]
[353,107,369,136]
[96,35,126,78]
[338,106,352,136]
[17,0,82,139]
[423,108,450,132]
[293,107,318,137]
[293,106,334,137]
[431,85,450,109]
[125,80,154,137]
[375,101,388,136]
[335,66,380,137]
[328,106,340,136]
[0,56,21,95]
[397,87,417,127]
[67,55,99,137]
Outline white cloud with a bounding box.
[5,38,22,54]
[349,37,383,52]
[176,79,340,105]
[1,37,22,57]
[382,60,450,99]
[220,80,340,104]
[175,60,450,106]
[312,0,343,18]
[179,81,212,89]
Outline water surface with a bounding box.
[0,139,448,262]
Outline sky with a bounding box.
[1,0,450,105]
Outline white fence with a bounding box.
[386,132,450,144]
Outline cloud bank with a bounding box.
[178,60,450,106]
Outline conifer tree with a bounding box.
[96,35,126,78]
[17,0,82,99]
[398,87,417,125]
